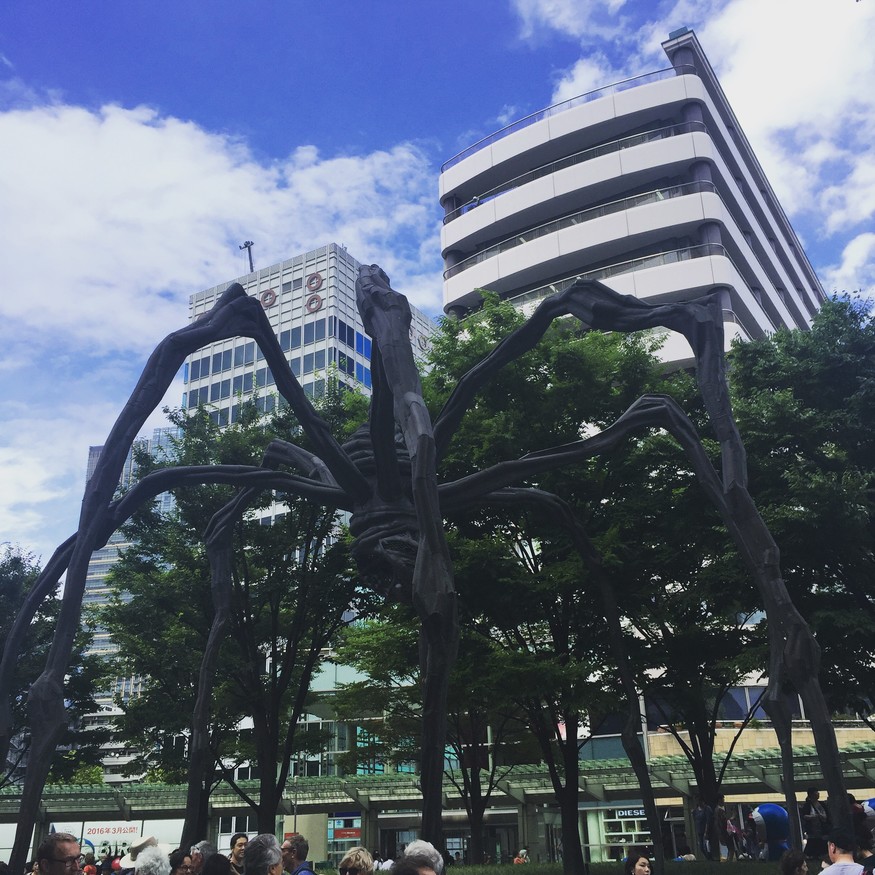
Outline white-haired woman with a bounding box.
[242,836,282,875]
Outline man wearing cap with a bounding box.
[37,833,83,875]
[823,830,863,875]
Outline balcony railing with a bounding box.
[441,65,697,172]
[443,121,708,224]
[444,180,717,280]
[502,243,727,311]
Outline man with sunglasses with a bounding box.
[280,836,312,875]
[37,834,83,875]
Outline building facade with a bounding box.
[439,28,824,364]
[184,243,432,423]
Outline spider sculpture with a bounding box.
[0,266,849,871]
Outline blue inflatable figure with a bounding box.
[752,804,790,861]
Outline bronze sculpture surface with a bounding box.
[0,266,848,873]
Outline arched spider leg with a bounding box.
[433,279,746,487]
[6,281,367,874]
[356,265,456,846]
[441,390,845,839]
[465,486,666,871]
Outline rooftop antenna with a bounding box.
[239,240,255,273]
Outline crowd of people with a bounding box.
[0,833,450,875]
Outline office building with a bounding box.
[439,28,825,363]
[184,243,433,423]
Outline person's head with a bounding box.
[201,856,230,875]
[780,849,808,875]
[400,842,442,875]
[389,858,436,875]
[827,830,857,860]
[624,852,651,875]
[279,837,308,873]
[243,836,281,875]
[37,834,82,875]
[229,837,248,867]
[169,851,193,875]
[338,847,373,875]
[190,845,217,875]
[133,848,171,875]
[806,788,820,802]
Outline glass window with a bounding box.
[222,349,232,371]
[183,362,190,383]
[231,404,239,423]
[212,352,223,374]
[303,382,313,398]
[245,342,255,364]
[314,350,325,370]
[291,326,302,349]
[256,345,264,362]
[328,316,336,337]
[280,330,291,352]
[191,359,200,381]
[255,367,266,388]
[303,353,314,374]
[264,394,275,414]
[233,375,243,395]
[314,318,326,341]
[282,281,292,293]
[290,357,301,377]
[364,337,372,359]
[356,332,364,355]
[304,322,315,345]
[210,382,220,402]
[221,379,230,400]
[314,379,325,398]
[364,367,371,389]
[234,345,245,367]
[355,362,364,383]
[293,277,303,290]
[265,367,274,386]
[243,372,253,393]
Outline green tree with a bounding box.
[728,296,875,717]
[101,391,369,834]
[332,604,537,864]
[0,544,105,788]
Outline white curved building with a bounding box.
[439,28,824,361]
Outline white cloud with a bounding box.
[511,0,631,42]
[821,233,875,296]
[0,90,445,561]
[551,54,629,104]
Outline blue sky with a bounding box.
[1,0,873,562]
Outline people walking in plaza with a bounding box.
[693,796,714,860]
[780,849,809,875]
[802,789,830,859]
[242,836,282,875]
[624,851,651,875]
[821,830,862,875]
[229,836,247,875]
[337,847,373,875]
[278,838,311,875]
[190,845,216,875]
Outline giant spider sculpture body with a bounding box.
[0,266,849,872]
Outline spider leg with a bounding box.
[356,265,456,847]
[5,281,365,875]
[441,388,845,839]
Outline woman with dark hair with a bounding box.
[780,849,809,875]
[624,852,651,875]
[169,852,193,875]
[201,857,231,875]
